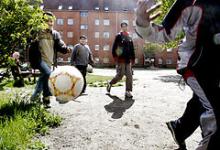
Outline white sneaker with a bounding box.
[125,91,133,98]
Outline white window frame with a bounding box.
[80,24,88,30]
[57,19,64,25]
[103,32,110,38]
[103,19,110,26]
[95,19,100,26]
[94,32,100,38]
[67,19,74,25]
[95,45,100,51]
[103,57,109,63]
[103,45,110,51]
[67,32,73,38]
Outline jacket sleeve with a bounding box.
[130,40,135,62]
[112,34,120,59]
[135,7,195,43]
[53,30,69,54]
[87,46,94,65]
[70,45,77,65]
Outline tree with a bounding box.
[155,0,183,48]
[0,0,45,81]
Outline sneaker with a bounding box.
[42,96,51,108]
[166,121,187,150]
[106,81,112,93]
[30,93,41,103]
[125,91,133,98]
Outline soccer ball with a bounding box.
[48,66,84,103]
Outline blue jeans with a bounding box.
[32,61,52,98]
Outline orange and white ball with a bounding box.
[48,66,84,103]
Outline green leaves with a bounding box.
[0,0,44,74]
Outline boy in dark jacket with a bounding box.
[107,22,135,98]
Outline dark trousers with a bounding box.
[198,76,220,149]
[76,65,87,93]
[175,94,205,142]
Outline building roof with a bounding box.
[43,0,155,11]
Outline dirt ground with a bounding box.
[39,68,201,150]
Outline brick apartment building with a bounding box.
[42,0,155,67]
[154,48,178,68]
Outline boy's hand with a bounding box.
[67,47,72,53]
[136,0,161,27]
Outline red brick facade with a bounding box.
[154,48,178,68]
[43,0,148,66]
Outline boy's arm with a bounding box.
[88,46,94,65]
[70,45,77,66]
[112,34,120,60]
[135,1,193,43]
[53,30,70,54]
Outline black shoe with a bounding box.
[42,96,51,108]
[166,121,187,150]
[106,81,112,93]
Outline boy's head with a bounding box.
[43,11,56,29]
[79,35,87,45]
[120,22,128,32]
[12,51,20,60]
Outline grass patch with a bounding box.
[0,90,61,149]
[87,74,124,87]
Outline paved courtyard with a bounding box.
[40,68,201,150]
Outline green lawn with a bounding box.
[86,74,124,87]
[0,88,61,149]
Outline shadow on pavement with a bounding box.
[104,94,135,119]
[155,75,182,83]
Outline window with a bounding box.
[94,32,99,38]
[103,32,110,38]
[104,7,109,11]
[103,45,110,51]
[103,19,110,26]
[67,19,74,25]
[57,19,64,25]
[135,58,139,64]
[166,59,172,64]
[122,19,129,25]
[103,58,109,63]
[95,45,99,51]
[95,7,100,10]
[58,5,62,10]
[95,57,99,62]
[67,32,73,38]
[80,11,88,17]
[158,58,163,64]
[95,19,100,26]
[68,6,73,10]
[80,24,88,30]
[68,57,71,62]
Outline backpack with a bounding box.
[28,40,41,69]
[28,30,68,69]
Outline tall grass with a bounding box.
[0,91,62,149]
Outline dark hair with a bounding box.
[80,35,87,39]
[43,11,55,20]
[120,22,128,27]
[43,11,55,17]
